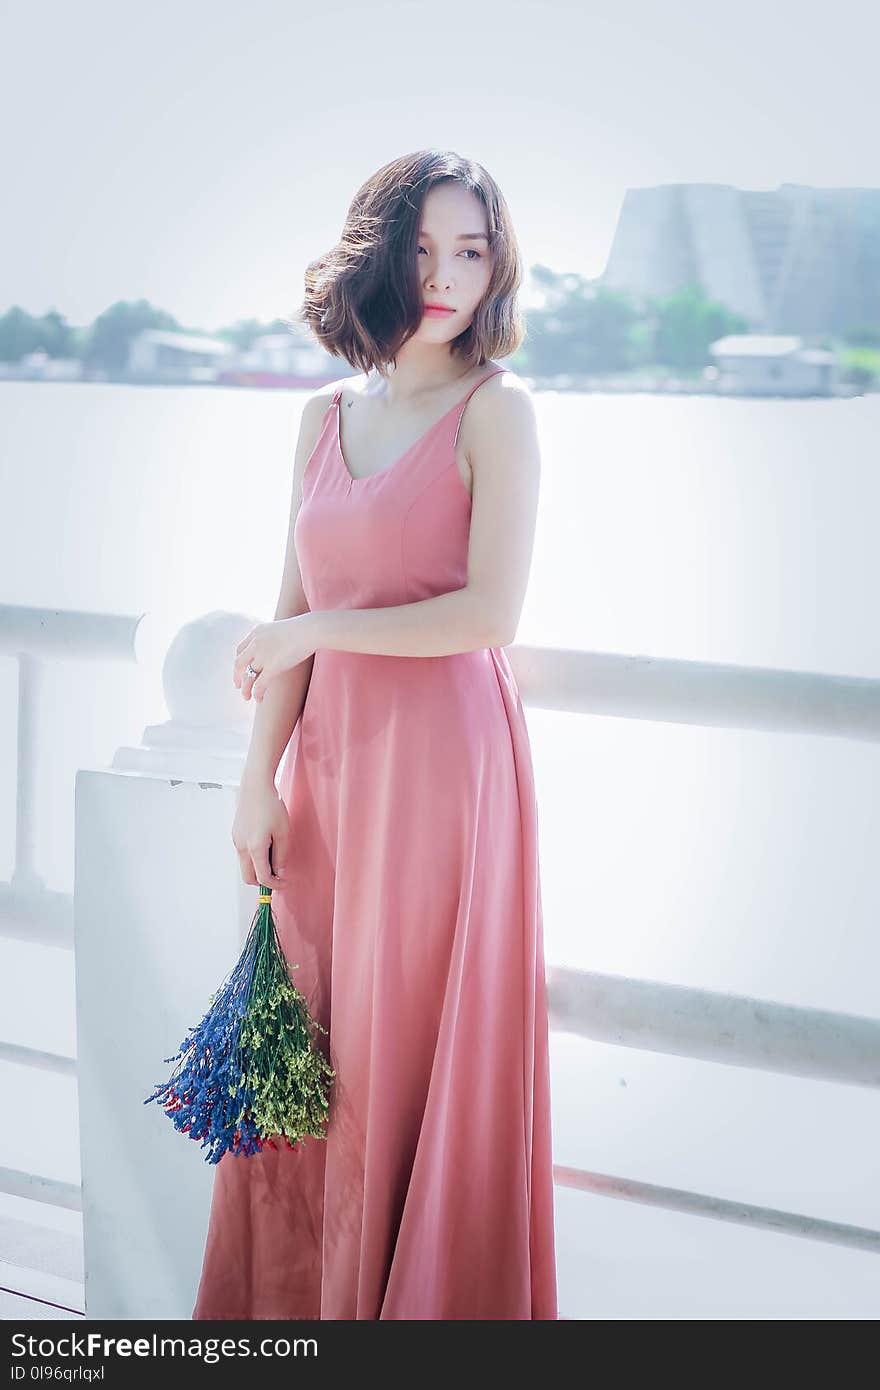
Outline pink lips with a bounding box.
[424,305,456,317]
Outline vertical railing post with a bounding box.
[13,652,44,890]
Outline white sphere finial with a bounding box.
[114,610,263,780]
[162,610,256,729]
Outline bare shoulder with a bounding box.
[294,373,359,465]
[462,366,538,455]
[301,372,360,422]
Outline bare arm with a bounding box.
[239,387,335,789]
[312,375,541,657]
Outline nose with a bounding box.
[425,259,455,290]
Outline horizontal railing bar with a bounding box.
[547,966,880,1088]
[510,645,880,743]
[0,604,141,662]
[0,1040,77,1076]
[2,604,879,741]
[3,967,877,1088]
[0,1167,82,1212]
[554,1165,880,1254]
[7,1156,874,1257]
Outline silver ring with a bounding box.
[245,662,259,679]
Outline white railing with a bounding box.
[1,604,879,1294]
[0,604,143,949]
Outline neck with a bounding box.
[373,345,475,405]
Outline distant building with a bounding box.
[2,350,82,380]
[216,329,343,390]
[602,183,880,336]
[237,332,335,375]
[127,325,342,390]
[708,334,839,396]
[128,329,234,380]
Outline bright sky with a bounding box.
[3,0,878,331]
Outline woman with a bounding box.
[192,149,558,1320]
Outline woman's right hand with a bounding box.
[231,775,290,888]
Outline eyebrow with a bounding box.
[417,230,490,242]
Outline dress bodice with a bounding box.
[293,367,508,612]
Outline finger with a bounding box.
[236,650,260,698]
[252,668,272,703]
[253,846,283,887]
[269,834,288,879]
[233,635,259,687]
[268,834,288,883]
[249,656,269,701]
[237,849,257,886]
[233,648,253,689]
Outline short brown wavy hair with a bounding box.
[293,149,525,375]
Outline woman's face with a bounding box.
[414,181,494,341]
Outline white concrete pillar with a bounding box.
[74,610,264,1319]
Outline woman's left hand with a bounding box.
[233,614,319,702]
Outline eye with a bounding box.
[416,245,482,260]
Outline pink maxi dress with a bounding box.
[192,365,558,1320]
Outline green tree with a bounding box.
[520,266,640,374]
[649,282,747,370]
[0,306,76,361]
[39,309,74,357]
[84,299,179,372]
[0,306,42,361]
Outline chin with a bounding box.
[420,317,469,338]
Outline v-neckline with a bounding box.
[333,370,500,486]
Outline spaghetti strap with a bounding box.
[452,365,508,449]
[462,365,508,403]
[332,366,506,414]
